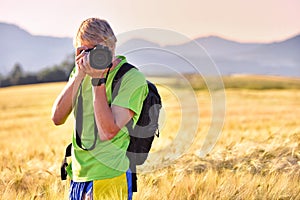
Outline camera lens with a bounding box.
[89,45,112,70]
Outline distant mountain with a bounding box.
[169,36,262,57]
[117,34,300,77]
[1,22,299,77]
[203,35,300,76]
[0,22,73,75]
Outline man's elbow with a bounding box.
[99,132,115,141]
[99,128,119,141]
[99,134,113,141]
[51,114,65,126]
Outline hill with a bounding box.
[117,35,300,77]
[0,22,299,77]
[0,23,73,75]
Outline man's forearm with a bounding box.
[52,73,85,125]
[93,84,134,141]
[93,85,120,140]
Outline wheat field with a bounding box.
[0,79,300,200]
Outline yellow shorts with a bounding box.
[69,170,133,200]
[93,173,128,200]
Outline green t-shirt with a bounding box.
[67,56,148,181]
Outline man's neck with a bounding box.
[110,57,122,71]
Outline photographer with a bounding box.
[51,18,148,200]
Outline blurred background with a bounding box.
[0,0,299,87]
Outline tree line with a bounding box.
[0,54,75,87]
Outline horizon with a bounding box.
[1,21,299,45]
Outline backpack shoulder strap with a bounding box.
[112,63,137,100]
[111,62,139,192]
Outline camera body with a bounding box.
[85,44,112,70]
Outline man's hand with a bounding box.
[76,46,107,78]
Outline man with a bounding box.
[51,18,148,200]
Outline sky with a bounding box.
[1,0,300,43]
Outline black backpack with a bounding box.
[61,63,162,192]
[112,63,162,191]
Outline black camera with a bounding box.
[84,44,112,70]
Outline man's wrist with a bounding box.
[90,69,106,79]
[91,78,106,86]
[72,72,85,83]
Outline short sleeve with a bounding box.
[112,69,148,123]
[68,66,77,80]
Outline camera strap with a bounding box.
[75,63,113,151]
[105,64,112,79]
[75,85,98,151]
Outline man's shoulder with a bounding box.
[123,66,146,82]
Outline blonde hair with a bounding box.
[74,18,117,52]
